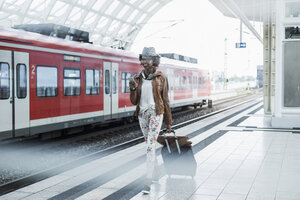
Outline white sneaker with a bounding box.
[142,185,150,194]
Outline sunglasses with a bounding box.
[139,55,153,62]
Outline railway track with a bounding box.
[0,90,261,194]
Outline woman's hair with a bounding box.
[139,55,160,67]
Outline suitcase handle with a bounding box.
[161,128,181,154]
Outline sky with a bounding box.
[130,0,263,78]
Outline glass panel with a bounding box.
[203,78,206,88]
[139,0,151,9]
[94,70,100,94]
[93,0,106,11]
[64,68,81,96]
[125,72,131,93]
[121,72,126,93]
[121,72,132,93]
[175,74,180,90]
[171,75,174,91]
[117,5,130,19]
[285,26,300,39]
[64,69,80,78]
[283,41,300,107]
[198,77,202,88]
[85,69,100,95]
[193,76,197,89]
[37,66,57,97]
[182,76,186,90]
[136,13,147,24]
[112,70,117,94]
[17,64,27,98]
[86,69,93,95]
[128,0,138,4]
[188,76,192,89]
[50,1,68,16]
[122,79,125,93]
[285,2,300,18]
[127,10,138,22]
[64,79,80,96]
[105,70,110,94]
[105,1,120,15]
[0,63,10,99]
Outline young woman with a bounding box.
[129,47,172,194]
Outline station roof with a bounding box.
[0,0,172,50]
[0,0,268,49]
[209,0,270,22]
[208,0,271,43]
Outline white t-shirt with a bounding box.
[139,79,155,111]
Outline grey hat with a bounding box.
[140,47,160,57]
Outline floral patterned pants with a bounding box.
[138,107,163,180]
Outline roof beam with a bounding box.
[0,0,173,49]
[61,0,78,25]
[44,0,57,21]
[19,0,33,24]
[77,0,98,29]
[125,0,172,49]
[0,0,5,9]
[219,0,262,43]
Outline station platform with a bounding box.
[2,98,300,200]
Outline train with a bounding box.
[257,65,263,88]
[0,27,211,140]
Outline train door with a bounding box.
[14,52,29,137]
[0,50,13,138]
[103,62,119,120]
[166,68,174,102]
[0,50,29,138]
[192,72,198,99]
[111,63,119,117]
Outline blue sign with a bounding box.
[236,42,246,48]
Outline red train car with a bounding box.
[0,27,211,140]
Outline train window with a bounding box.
[0,63,10,100]
[188,76,192,90]
[17,64,27,99]
[85,69,100,95]
[198,77,202,89]
[193,76,197,89]
[169,74,174,91]
[112,70,117,94]
[121,72,131,93]
[182,76,186,90]
[64,68,81,96]
[175,74,180,90]
[203,78,206,88]
[37,66,58,97]
[105,70,110,94]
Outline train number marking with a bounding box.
[31,65,36,75]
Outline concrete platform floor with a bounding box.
[2,98,300,200]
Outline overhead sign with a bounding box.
[63,55,81,62]
[236,42,246,48]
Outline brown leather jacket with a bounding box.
[130,71,172,126]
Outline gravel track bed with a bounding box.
[0,92,261,185]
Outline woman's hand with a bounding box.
[166,125,172,133]
[129,78,137,91]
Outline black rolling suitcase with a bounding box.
[158,129,197,178]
